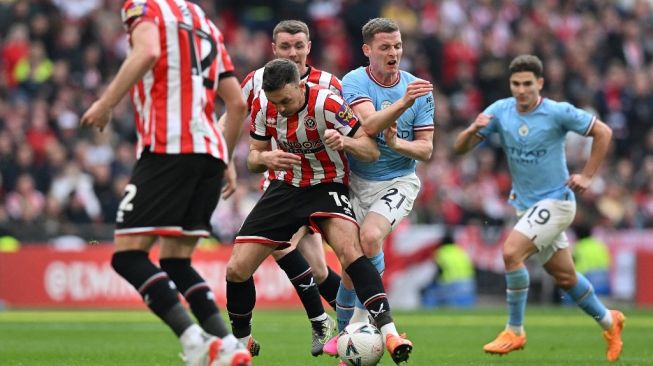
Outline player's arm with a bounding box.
[81,22,160,130]
[567,119,612,193]
[352,80,433,136]
[247,138,301,173]
[453,113,493,155]
[218,76,248,157]
[385,125,433,161]
[343,129,380,162]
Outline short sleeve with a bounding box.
[249,96,272,140]
[414,92,435,131]
[323,93,360,137]
[556,102,595,136]
[342,70,372,107]
[477,101,501,138]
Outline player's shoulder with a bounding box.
[342,67,368,82]
[121,0,157,23]
[307,65,336,80]
[489,97,516,112]
[186,1,206,17]
[540,97,575,111]
[399,69,420,82]
[242,67,265,87]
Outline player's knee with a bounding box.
[311,265,328,283]
[553,271,577,289]
[111,251,145,277]
[226,260,254,282]
[502,250,523,271]
[359,227,383,257]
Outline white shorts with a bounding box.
[514,198,576,264]
[349,173,421,229]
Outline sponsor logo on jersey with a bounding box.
[279,140,324,154]
[381,100,392,110]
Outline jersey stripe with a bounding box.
[250,87,357,187]
[122,0,232,162]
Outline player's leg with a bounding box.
[160,158,231,338]
[270,227,335,357]
[226,180,306,356]
[543,246,625,361]
[160,237,230,338]
[483,229,536,355]
[111,152,235,366]
[351,212,391,322]
[296,230,342,310]
[485,199,574,355]
[317,215,413,365]
[225,241,276,355]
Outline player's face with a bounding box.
[265,82,305,117]
[273,32,311,74]
[364,31,402,78]
[509,71,543,113]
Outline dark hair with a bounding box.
[262,59,300,92]
[362,18,399,44]
[509,54,544,78]
[273,20,310,42]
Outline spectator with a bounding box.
[421,230,476,308]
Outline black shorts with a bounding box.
[115,150,225,237]
[235,180,358,248]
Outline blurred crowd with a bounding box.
[1,0,653,243]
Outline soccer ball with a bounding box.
[337,322,385,366]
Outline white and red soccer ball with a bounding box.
[337,322,385,366]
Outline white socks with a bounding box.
[180,324,206,351]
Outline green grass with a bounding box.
[1,307,652,365]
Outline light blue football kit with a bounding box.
[343,66,435,181]
[478,97,609,331]
[335,67,434,331]
[478,97,595,211]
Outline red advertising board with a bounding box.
[0,245,341,308]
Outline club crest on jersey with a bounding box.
[381,101,392,110]
[304,115,317,130]
[518,123,529,136]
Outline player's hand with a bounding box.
[384,122,398,148]
[567,174,591,193]
[221,160,237,199]
[324,129,344,151]
[402,79,433,107]
[80,99,112,132]
[471,113,492,132]
[261,150,302,170]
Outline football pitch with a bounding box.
[1,307,652,365]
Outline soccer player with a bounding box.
[453,54,625,362]
[219,20,342,357]
[80,1,251,365]
[225,58,413,365]
[323,18,434,362]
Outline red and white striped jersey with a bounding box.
[241,65,342,189]
[121,0,235,162]
[250,86,360,188]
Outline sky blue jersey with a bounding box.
[342,66,435,181]
[478,97,595,211]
